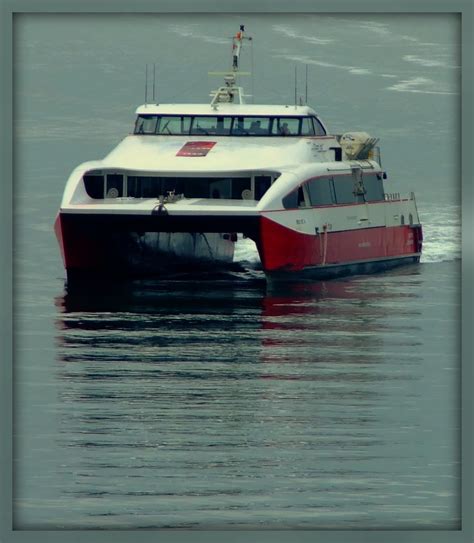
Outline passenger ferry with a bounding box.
[55,26,423,280]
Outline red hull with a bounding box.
[54,213,235,277]
[256,215,422,273]
[55,212,422,279]
[54,213,108,270]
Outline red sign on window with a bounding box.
[176,141,216,157]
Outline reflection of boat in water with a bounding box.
[56,273,266,315]
[54,25,423,281]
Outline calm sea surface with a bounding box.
[13,14,461,529]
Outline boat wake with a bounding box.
[386,76,458,96]
[233,235,260,266]
[418,203,461,264]
[272,24,335,45]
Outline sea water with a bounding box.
[13,13,461,529]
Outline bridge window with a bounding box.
[133,114,327,137]
[157,116,191,135]
[190,116,231,136]
[270,117,301,136]
[231,116,272,135]
[312,117,326,136]
[301,117,316,136]
[135,115,158,134]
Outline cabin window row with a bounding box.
[134,114,326,137]
[83,174,273,201]
[283,174,385,209]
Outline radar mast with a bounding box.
[209,25,252,107]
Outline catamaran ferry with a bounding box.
[55,25,423,280]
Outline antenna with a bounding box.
[250,36,254,104]
[145,64,148,105]
[153,63,156,103]
[231,24,252,72]
[294,65,297,107]
[209,25,252,106]
[305,64,308,104]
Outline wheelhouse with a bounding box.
[134,114,327,137]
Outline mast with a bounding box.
[209,25,252,107]
[232,24,250,71]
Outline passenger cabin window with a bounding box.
[133,114,327,137]
[307,177,336,206]
[332,176,357,204]
[282,186,306,209]
[128,176,255,200]
[284,172,385,208]
[362,173,385,201]
[84,174,276,200]
[231,178,252,199]
[255,176,272,200]
[84,175,104,199]
[106,174,123,198]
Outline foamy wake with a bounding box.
[234,236,260,265]
[168,24,229,45]
[272,24,334,45]
[355,21,391,37]
[275,53,372,76]
[418,204,461,264]
[386,76,458,95]
[403,54,459,69]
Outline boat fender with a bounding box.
[151,203,168,216]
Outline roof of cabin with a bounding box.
[135,103,321,117]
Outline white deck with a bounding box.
[94,134,340,172]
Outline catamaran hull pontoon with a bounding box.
[55,206,422,279]
[55,214,236,278]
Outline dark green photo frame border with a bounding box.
[1,0,472,541]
